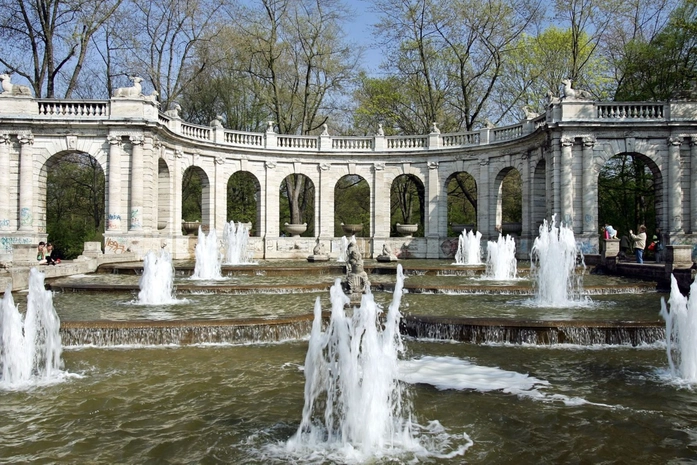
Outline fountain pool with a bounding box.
[0,340,693,463]
[0,251,689,463]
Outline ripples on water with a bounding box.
[2,341,697,463]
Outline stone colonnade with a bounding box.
[1,96,697,260]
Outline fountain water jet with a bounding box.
[285,265,467,462]
[223,221,254,265]
[137,250,179,305]
[661,276,697,382]
[530,216,588,307]
[336,235,350,262]
[192,226,222,280]
[0,268,63,387]
[485,234,517,280]
[454,229,482,265]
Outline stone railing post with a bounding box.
[428,122,441,149]
[265,121,277,149]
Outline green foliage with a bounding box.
[334,175,371,236]
[46,153,105,259]
[615,1,697,101]
[181,168,203,222]
[501,170,522,224]
[390,175,425,236]
[280,174,315,236]
[598,154,657,238]
[227,172,260,229]
[447,172,478,233]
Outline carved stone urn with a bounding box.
[395,223,418,237]
[284,222,307,237]
[451,223,474,236]
[341,223,363,236]
[182,221,200,236]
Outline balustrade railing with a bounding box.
[492,124,524,142]
[597,103,665,119]
[277,135,318,150]
[37,100,109,117]
[331,137,374,151]
[17,98,690,154]
[442,131,480,147]
[225,130,264,147]
[181,123,211,141]
[386,135,427,149]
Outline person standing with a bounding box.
[629,225,647,264]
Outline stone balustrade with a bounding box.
[0,97,688,155]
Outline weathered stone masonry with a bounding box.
[1,90,697,261]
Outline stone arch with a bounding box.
[597,151,663,242]
[334,174,370,237]
[227,171,261,236]
[390,173,425,237]
[494,167,522,236]
[39,150,106,257]
[445,171,478,235]
[181,165,211,228]
[280,173,315,237]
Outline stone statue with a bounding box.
[561,79,591,100]
[0,74,32,96]
[343,241,370,298]
[113,76,144,98]
[165,103,181,119]
[377,242,398,262]
[307,237,329,262]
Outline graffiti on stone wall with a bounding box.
[107,213,121,230]
[577,239,597,255]
[0,236,31,252]
[440,238,459,258]
[0,218,10,229]
[20,207,32,227]
[130,209,140,228]
[105,237,127,253]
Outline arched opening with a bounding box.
[157,159,171,231]
[532,160,547,231]
[181,166,210,228]
[280,174,315,237]
[390,174,424,237]
[42,152,105,259]
[598,152,661,247]
[227,171,261,236]
[495,168,522,236]
[334,175,370,237]
[446,171,477,235]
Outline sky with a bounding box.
[344,1,384,75]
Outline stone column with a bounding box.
[668,136,684,234]
[0,134,11,231]
[552,137,561,219]
[560,135,574,227]
[690,137,697,232]
[317,163,333,237]
[426,161,440,237]
[129,135,144,230]
[107,135,123,231]
[582,136,597,235]
[264,161,279,236]
[477,156,491,235]
[18,133,34,231]
[521,151,531,236]
[372,163,389,237]
[214,155,227,232]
